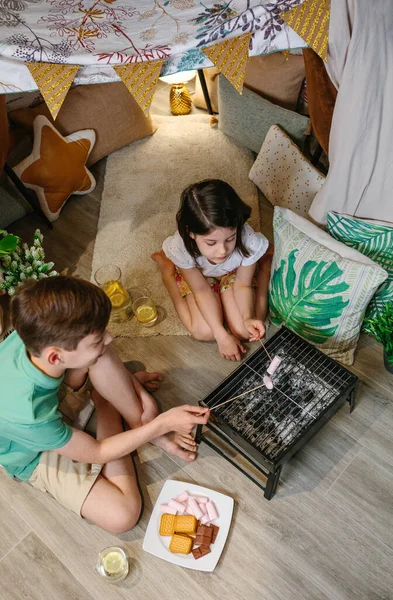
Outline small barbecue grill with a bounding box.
[195,327,359,500]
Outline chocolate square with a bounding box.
[195,534,211,546]
[192,547,203,560]
[210,524,219,543]
[199,545,211,557]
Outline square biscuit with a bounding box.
[159,513,176,536]
[169,533,193,554]
[175,515,197,535]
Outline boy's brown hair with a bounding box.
[11,276,111,356]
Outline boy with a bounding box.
[0,276,209,533]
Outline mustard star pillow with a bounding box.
[13,115,96,222]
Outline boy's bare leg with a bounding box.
[255,249,273,322]
[80,390,141,533]
[152,250,219,341]
[88,346,198,461]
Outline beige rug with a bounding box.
[91,115,260,337]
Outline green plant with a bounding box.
[269,249,350,344]
[0,229,58,296]
[363,301,393,363]
[0,230,19,257]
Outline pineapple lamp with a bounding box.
[159,70,197,116]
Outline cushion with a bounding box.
[193,53,305,113]
[302,48,337,154]
[9,82,157,167]
[269,207,388,365]
[13,115,96,222]
[249,125,325,218]
[218,75,309,155]
[326,212,393,319]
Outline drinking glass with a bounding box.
[132,294,158,327]
[94,264,132,323]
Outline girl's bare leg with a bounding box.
[255,249,273,322]
[152,250,222,341]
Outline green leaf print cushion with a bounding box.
[269,208,388,365]
[326,212,393,319]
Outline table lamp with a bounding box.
[159,70,197,116]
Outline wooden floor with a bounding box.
[1,96,393,600]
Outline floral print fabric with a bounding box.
[0,0,306,93]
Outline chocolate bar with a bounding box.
[195,534,211,546]
[192,545,211,560]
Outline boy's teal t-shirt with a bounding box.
[0,331,72,481]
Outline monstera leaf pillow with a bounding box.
[269,207,388,364]
[326,212,393,319]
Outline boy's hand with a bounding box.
[160,405,210,435]
[243,318,265,342]
[217,332,246,361]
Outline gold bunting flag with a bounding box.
[26,63,79,120]
[281,0,330,62]
[114,60,163,115]
[201,32,251,94]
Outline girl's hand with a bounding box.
[217,332,246,361]
[243,318,266,342]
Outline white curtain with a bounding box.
[309,0,393,225]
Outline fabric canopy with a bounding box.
[0,0,306,94]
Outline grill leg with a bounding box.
[195,424,203,444]
[347,387,357,413]
[264,466,282,500]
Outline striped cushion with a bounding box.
[326,212,393,319]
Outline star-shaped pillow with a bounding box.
[13,115,96,222]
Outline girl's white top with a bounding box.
[163,224,269,278]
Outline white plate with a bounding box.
[143,480,234,572]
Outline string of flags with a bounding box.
[25,0,330,121]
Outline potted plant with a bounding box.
[363,302,393,374]
[0,229,58,297]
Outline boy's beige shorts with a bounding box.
[28,378,102,516]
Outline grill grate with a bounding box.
[198,327,358,497]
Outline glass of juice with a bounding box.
[94,264,132,324]
[132,294,158,327]
[95,546,129,583]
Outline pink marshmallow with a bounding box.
[206,501,218,521]
[263,375,273,390]
[267,355,282,375]
[176,491,190,502]
[159,504,177,515]
[168,499,186,514]
[188,498,203,520]
[200,515,210,525]
[199,503,208,516]
[193,495,208,504]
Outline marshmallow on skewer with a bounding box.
[168,498,186,514]
[263,374,274,390]
[159,503,177,515]
[267,355,282,375]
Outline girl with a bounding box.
[152,179,273,361]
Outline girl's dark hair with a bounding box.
[176,179,252,259]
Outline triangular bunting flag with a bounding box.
[26,63,79,120]
[114,60,163,115]
[202,33,251,94]
[281,0,330,62]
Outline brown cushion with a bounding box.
[193,52,305,113]
[9,82,156,167]
[302,48,337,154]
